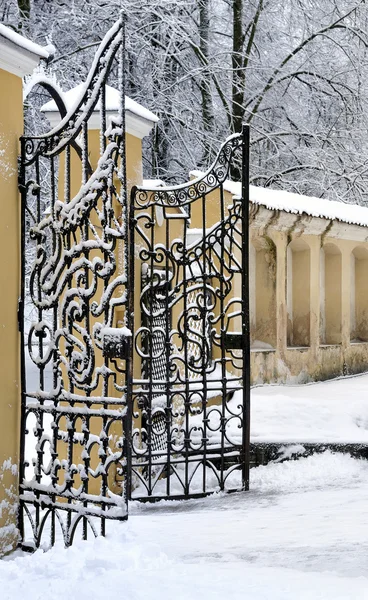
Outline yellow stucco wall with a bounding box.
[0,68,22,555]
[251,229,368,384]
[188,182,368,385]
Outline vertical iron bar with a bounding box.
[50,155,57,548]
[100,85,107,156]
[34,154,43,540]
[127,187,135,503]
[100,150,109,540]
[241,124,251,490]
[121,15,130,512]
[165,217,171,497]
[182,222,190,496]
[82,120,88,186]
[64,142,73,541]
[147,205,155,494]
[201,193,208,493]
[18,138,27,544]
[100,44,115,537]
[81,118,89,541]
[99,74,108,537]
[101,205,109,540]
[120,13,130,504]
[117,14,131,511]
[219,184,226,490]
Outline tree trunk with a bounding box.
[199,0,214,167]
[232,0,244,134]
[17,0,30,28]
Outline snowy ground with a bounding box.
[251,373,368,443]
[9,367,368,597]
[2,450,368,599]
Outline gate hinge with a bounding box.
[17,297,23,332]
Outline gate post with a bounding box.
[0,27,48,555]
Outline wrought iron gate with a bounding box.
[18,16,250,549]
[18,17,130,550]
[128,130,250,500]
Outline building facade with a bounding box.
[229,181,368,384]
[0,23,50,556]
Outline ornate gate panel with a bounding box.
[18,13,250,546]
[18,18,130,549]
[129,129,250,500]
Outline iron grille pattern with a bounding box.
[141,269,172,457]
[19,16,130,549]
[129,130,250,500]
[18,14,250,545]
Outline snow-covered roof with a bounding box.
[0,23,50,77]
[190,170,368,229]
[41,83,158,139]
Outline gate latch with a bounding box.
[102,326,131,359]
[224,332,244,350]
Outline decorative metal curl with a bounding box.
[132,133,242,208]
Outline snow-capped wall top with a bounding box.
[190,170,368,229]
[41,83,158,139]
[0,24,50,77]
[0,24,49,58]
[142,179,165,187]
[41,83,158,123]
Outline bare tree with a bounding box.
[3,0,368,202]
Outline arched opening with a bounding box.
[249,242,256,341]
[250,236,276,350]
[351,247,368,342]
[320,243,342,345]
[287,238,310,347]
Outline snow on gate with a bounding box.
[18,16,251,549]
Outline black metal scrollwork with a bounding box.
[19,11,250,543]
[129,129,250,501]
[19,15,129,550]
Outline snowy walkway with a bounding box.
[10,368,368,597]
[251,373,368,444]
[2,451,368,599]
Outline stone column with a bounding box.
[273,230,288,356]
[308,235,321,357]
[341,245,352,349]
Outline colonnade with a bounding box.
[249,229,368,383]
